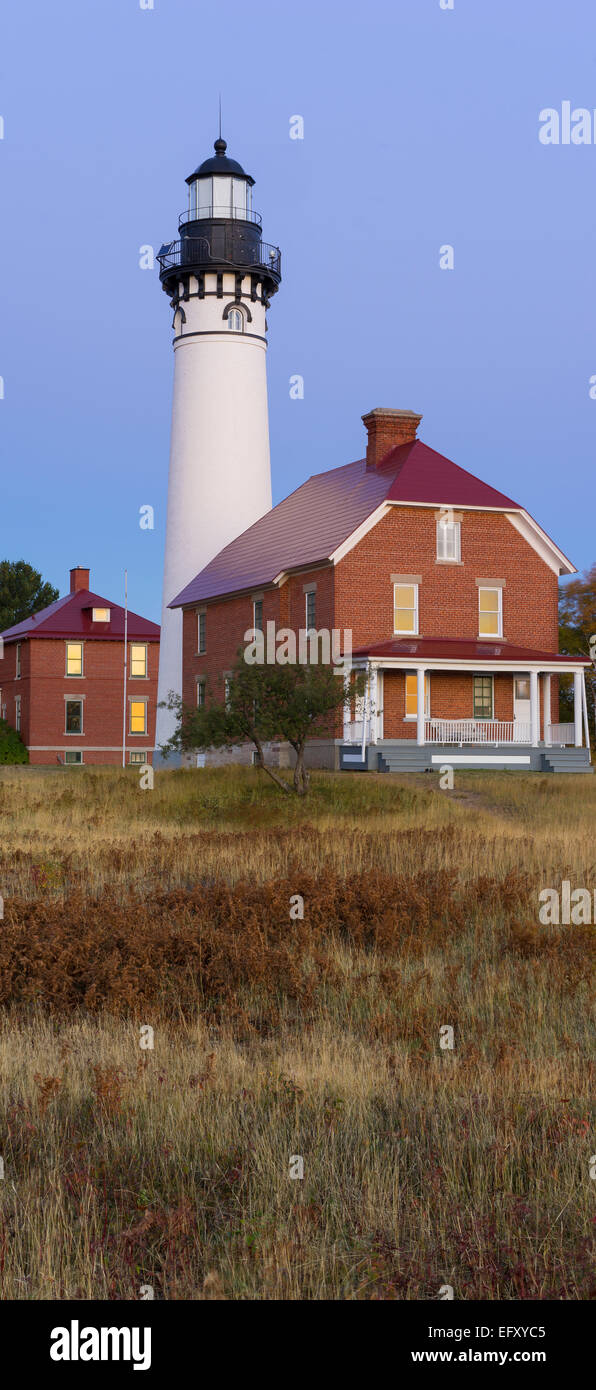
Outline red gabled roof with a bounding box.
[0,590,160,643]
[170,442,523,609]
[351,636,591,664]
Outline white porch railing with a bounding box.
[547,723,575,746]
[424,718,531,745]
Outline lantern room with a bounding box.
[184,137,257,224]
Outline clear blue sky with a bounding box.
[1,0,594,622]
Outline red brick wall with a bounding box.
[180,506,561,742]
[0,637,159,765]
[334,506,559,650]
[382,670,515,738]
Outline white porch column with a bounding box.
[581,671,591,757]
[369,666,378,745]
[530,669,540,747]
[574,671,583,747]
[343,674,351,744]
[416,667,426,746]
[542,674,551,746]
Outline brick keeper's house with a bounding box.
[169,409,592,774]
[0,567,160,765]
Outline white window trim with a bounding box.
[128,695,148,736]
[478,586,503,639]
[14,694,21,731]
[64,697,84,736]
[15,642,21,678]
[65,641,84,677]
[404,672,430,720]
[64,749,83,765]
[197,679,206,708]
[393,582,419,636]
[436,518,461,563]
[129,642,148,679]
[92,608,111,622]
[305,591,316,629]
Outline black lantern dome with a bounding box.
[157,137,280,304]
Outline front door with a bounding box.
[513,677,531,741]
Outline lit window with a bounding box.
[129,701,147,734]
[66,642,83,676]
[405,674,430,719]
[197,680,206,708]
[473,676,494,719]
[253,599,263,632]
[436,518,461,562]
[92,608,110,622]
[228,308,244,332]
[16,643,21,678]
[478,588,502,637]
[305,591,316,629]
[65,699,83,734]
[394,584,418,634]
[130,643,147,678]
[129,751,147,765]
[198,613,206,653]
[15,695,21,732]
[64,750,82,765]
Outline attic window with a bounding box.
[92,607,110,622]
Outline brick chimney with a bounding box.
[70,566,90,593]
[362,408,422,469]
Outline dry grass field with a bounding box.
[0,764,594,1300]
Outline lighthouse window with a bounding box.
[212,176,232,217]
[228,309,244,333]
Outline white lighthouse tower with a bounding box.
[155,136,281,752]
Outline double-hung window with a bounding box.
[305,590,316,630]
[394,583,419,635]
[129,700,147,735]
[66,642,83,676]
[436,517,461,562]
[130,643,147,678]
[253,599,263,633]
[198,612,206,654]
[478,587,502,637]
[65,699,83,734]
[405,674,430,719]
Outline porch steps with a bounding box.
[377,746,432,773]
[541,748,593,774]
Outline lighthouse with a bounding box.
[155,137,281,752]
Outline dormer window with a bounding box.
[228,308,244,332]
[92,608,110,622]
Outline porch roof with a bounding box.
[351,636,591,666]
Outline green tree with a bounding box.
[161,653,364,796]
[0,560,59,632]
[558,564,596,746]
[0,718,28,764]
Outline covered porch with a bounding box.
[341,637,592,772]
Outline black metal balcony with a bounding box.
[157,235,281,281]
